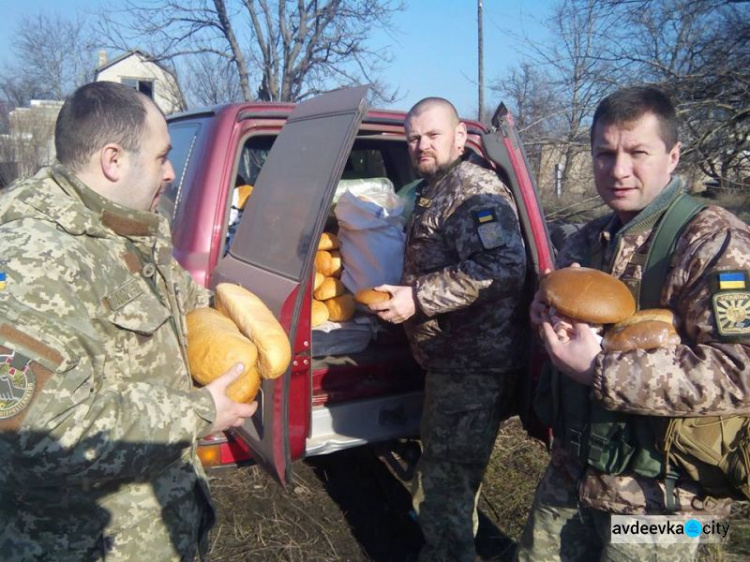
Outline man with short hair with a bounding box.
[0,81,256,561]
[516,86,750,560]
[367,97,527,561]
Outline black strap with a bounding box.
[640,194,705,309]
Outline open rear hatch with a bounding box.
[211,86,370,484]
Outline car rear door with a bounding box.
[210,86,370,485]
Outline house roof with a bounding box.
[95,49,172,75]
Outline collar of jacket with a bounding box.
[18,163,167,241]
[599,175,685,243]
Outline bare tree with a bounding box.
[98,0,404,105]
[602,0,750,191]
[1,12,97,104]
[183,52,244,106]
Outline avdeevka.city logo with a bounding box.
[611,515,729,544]
[0,352,35,420]
[684,519,703,538]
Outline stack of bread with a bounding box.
[539,267,681,351]
[312,232,355,326]
[186,283,292,402]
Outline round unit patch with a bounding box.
[712,292,750,338]
[0,353,35,419]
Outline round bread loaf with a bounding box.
[355,288,392,305]
[603,319,681,352]
[611,308,675,329]
[215,283,292,380]
[540,267,635,324]
[315,250,332,275]
[318,232,341,251]
[186,307,260,402]
[311,299,329,327]
[314,277,345,301]
[324,293,355,322]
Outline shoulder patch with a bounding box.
[710,271,750,339]
[0,350,35,421]
[473,208,504,250]
[713,292,750,338]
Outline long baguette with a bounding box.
[214,283,292,380]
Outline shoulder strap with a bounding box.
[640,194,706,309]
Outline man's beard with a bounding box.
[417,158,452,181]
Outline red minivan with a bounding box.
[160,86,553,485]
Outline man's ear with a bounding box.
[455,122,468,152]
[100,143,124,182]
[667,141,681,174]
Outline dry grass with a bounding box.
[207,417,750,561]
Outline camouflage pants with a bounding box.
[412,370,518,562]
[515,461,700,562]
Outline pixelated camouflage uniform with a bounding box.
[0,164,217,561]
[516,177,750,561]
[403,156,527,562]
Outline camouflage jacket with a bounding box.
[554,176,750,514]
[402,157,526,374]
[0,165,216,560]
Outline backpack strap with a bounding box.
[640,194,706,309]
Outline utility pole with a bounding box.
[478,0,484,121]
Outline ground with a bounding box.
[206,417,750,561]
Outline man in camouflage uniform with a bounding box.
[0,82,257,561]
[516,86,750,560]
[367,97,527,561]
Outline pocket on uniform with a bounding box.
[106,286,171,336]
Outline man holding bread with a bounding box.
[365,97,527,561]
[0,82,256,561]
[516,86,750,560]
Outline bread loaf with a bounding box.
[314,271,325,291]
[186,307,260,402]
[311,299,329,327]
[324,293,355,322]
[314,277,345,301]
[328,250,343,278]
[236,184,254,209]
[355,288,391,305]
[318,232,340,251]
[315,250,332,275]
[540,267,635,324]
[603,308,681,352]
[214,283,292,380]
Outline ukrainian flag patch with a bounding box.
[718,271,746,290]
[0,272,6,291]
[711,271,750,338]
[476,209,494,223]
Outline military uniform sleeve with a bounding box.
[415,191,526,317]
[0,295,215,486]
[593,208,750,416]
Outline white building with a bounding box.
[95,49,185,115]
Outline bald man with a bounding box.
[365,98,527,561]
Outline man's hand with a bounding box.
[205,363,258,433]
[367,284,416,324]
[539,320,600,386]
[530,268,552,328]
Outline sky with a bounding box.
[0,0,554,118]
